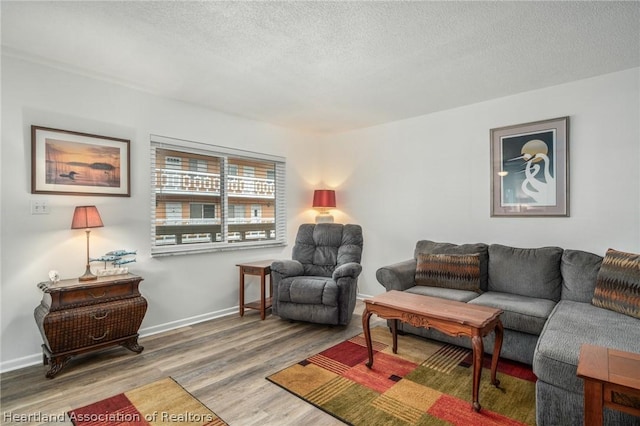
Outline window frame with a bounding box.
[150,134,286,256]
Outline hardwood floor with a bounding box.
[1,301,384,426]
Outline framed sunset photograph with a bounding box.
[31,126,130,196]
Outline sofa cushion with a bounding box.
[560,249,603,302]
[468,291,556,335]
[277,276,338,306]
[415,253,481,293]
[592,248,640,320]
[414,240,489,291]
[533,300,640,394]
[405,285,480,303]
[488,244,563,301]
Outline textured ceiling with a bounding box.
[2,1,639,133]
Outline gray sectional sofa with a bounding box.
[376,240,640,426]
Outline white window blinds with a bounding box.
[150,134,286,256]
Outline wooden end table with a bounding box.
[237,260,273,320]
[577,344,640,425]
[362,290,504,412]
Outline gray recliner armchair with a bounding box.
[271,223,364,326]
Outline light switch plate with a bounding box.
[31,200,50,215]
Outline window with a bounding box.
[189,159,207,173]
[190,203,216,220]
[151,135,286,256]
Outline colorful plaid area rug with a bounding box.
[68,377,227,425]
[267,327,536,426]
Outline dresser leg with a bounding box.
[121,337,144,354]
[46,355,71,379]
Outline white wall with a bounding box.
[323,68,640,298]
[0,55,323,370]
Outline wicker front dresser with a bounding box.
[34,273,147,378]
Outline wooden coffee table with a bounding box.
[362,290,504,412]
[577,344,640,425]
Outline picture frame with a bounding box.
[490,117,569,217]
[31,126,131,197]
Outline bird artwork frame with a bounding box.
[490,116,569,217]
[31,125,130,197]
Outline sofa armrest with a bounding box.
[376,259,417,292]
[333,262,363,281]
[271,259,304,278]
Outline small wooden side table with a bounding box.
[577,344,640,425]
[237,260,273,320]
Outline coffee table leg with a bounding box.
[491,320,503,387]
[362,307,374,369]
[392,319,398,354]
[471,335,483,412]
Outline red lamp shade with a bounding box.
[312,190,336,208]
[71,206,104,229]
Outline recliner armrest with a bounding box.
[376,259,417,292]
[332,262,362,280]
[271,259,304,278]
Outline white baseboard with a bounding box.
[138,306,237,338]
[0,353,44,374]
[357,292,375,300]
[0,306,238,374]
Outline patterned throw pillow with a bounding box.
[415,253,481,293]
[592,248,640,320]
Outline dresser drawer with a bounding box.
[38,275,143,311]
[56,281,137,309]
[41,297,147,353]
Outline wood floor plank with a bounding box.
[1,301,384,426]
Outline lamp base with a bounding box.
[315,213,334,223]
[78,265,97,281]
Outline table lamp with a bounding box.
[71,205,103,281]
[312,189,336,223]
